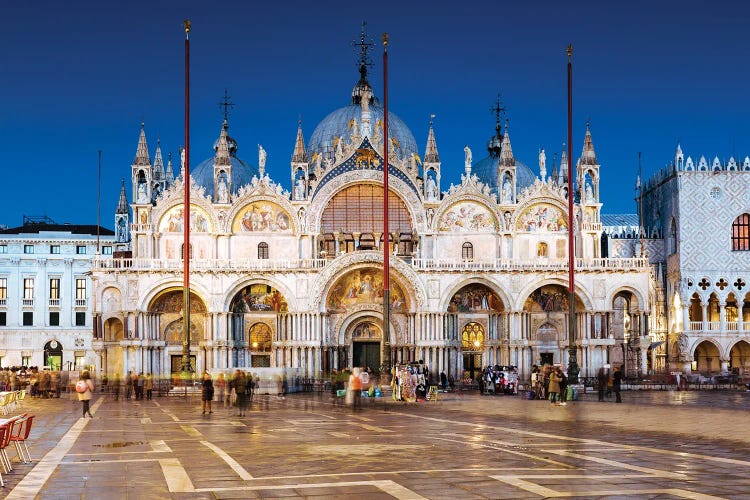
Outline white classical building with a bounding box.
[88,43,656,383]
[0,218,115,370]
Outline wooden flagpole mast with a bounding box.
[567,45,580,383]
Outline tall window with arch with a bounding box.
[462,242,474,260]
[732,213,750,251]
[258,242,269,259]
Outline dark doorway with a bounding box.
[540,353,554,366]
[353,341,380,373]
[463,353,482,381]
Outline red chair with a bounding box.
[9,414,34,464]
[0,425,7,486]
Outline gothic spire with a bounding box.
[291,119,307,163]
[153,138,165,181]
[579,120,598,166]
[116,178,129,214]
[214,120,231,167]
[133,121,151,166]
[560,146,569,184]
[166,152,175,183]
[424,115,440,163]
[500,120,515,167]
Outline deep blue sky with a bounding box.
[2,0,749,228]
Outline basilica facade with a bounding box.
[89,58,654,383]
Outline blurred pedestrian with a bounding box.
[201,371,214,414]
[613,366,623,403]
[76,370,95,418]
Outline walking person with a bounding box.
[613,366,623,403]
[125,370,134,399]
[233,370,248,417]
[201,371,214,414]
[548,367,562,405]
[112,372,121,401]
[597,367,608,402]
[349,368,363,411]
[136,372,145,400]
[558,369,568,405]
[145,373,153,400]
[215,373,226,408]
[76,370,95,418]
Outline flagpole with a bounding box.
[382,33,391,378]
[97,150,101,255]
[182,19,193,380]
[567,45,580,384]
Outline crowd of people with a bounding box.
[530,365,571,405]
[479,365,519,395]
[0,366,67,398]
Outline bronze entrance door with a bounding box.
[463,353,482,381]
[353,341,380,373]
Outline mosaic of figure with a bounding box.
[160,206,211,233]
[327,269,407,313]
[231,284,288,313]
[524,285,582,312]
[438,202,496,232]
[516,204,567,232]
[151,291,207,313]
[447,284,504,313]
[233,202,291,232]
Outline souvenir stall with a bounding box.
[392,362,428,402]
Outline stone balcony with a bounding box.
[91,255,649,274]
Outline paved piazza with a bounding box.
[3,390,750,499]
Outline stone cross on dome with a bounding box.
[218,88,235,123]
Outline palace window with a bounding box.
[49,312,60,326]
[0,278,6,303]
[75,312,86,326]
[462,242,474,260]
[0,245,6,254]
[732,213,750,251]
[102,245,112,255]
[49,278,60,301]
[258,242,269,260]
[23,312,33,326]
[249,322,272,352]
[23,245,34,254]
[0,312,6,326]
[76,245,86,255]
[50,245,60,254]
[75,278,86,301]
[23,278,34,300]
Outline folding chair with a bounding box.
[0,425,6,486]
[9,414,34,464]
[0,416,23,473]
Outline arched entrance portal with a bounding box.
[44,340,63,370]
[730,340,750,377]
[350,320,382,373]
[461,322,485,382]
[694,340,720,374]
[103,317,124,377]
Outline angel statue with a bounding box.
[258,144,267,169]
[464,145,472,166]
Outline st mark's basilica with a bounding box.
[79,33,750,384]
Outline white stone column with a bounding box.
[682,304,690,333]
[719,301,726,333]
[701,303,708,331]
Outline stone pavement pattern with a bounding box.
[2,389,750,499]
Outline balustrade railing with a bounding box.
[411,257,650,272]
[22,298,34,307]
[48,298,60,307]
[93,257,327,272]
[92,255,649,273]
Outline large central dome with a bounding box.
[308,67,417,162]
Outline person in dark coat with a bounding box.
[201,371,214,414]
[613,366,623,403]
[597,367,608,402]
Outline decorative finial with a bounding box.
[351,22,374,78]
[218,89,235,122]
[567,44,573,60]
[490,95,506,134]
[429,114,435,127]
[586,116,591,130]
[382,32,389,49]
[184,19,191,37]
